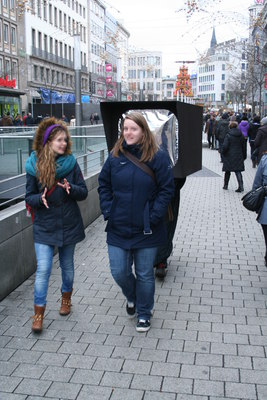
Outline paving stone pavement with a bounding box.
[1,145,267,400]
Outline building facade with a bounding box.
[127,50,162,101]
[0,0,24,117]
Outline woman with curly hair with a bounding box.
[25,117,88,333]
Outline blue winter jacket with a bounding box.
[25,161,88,247]
[98,142,175,249]
[253,154,267,225]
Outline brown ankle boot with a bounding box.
[32,305,46,333]
[59,291,72,315]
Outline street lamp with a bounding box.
[117,57,121,101]
[73,34,81,127]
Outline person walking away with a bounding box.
[90,113,94,125]
[25,118,88,333]
[215,112,229,162]
[222,119,246,192]
[205,113,216,149]
[238,115,250,140]
[252,152,267,266]
[254,117,267,163]
[248,115,261,167]
[98,112,174,332]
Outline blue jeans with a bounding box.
[34,243,76,306]
[108,245,157,320]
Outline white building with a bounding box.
[128,50,162,101]
[161,76,176,100]
[196,28,249,111]
[19,0,89,113]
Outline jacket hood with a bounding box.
[229,128,242,137]
[239,120,249,126]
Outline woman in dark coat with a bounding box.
[222,120,247,192]
[25,117,88,333]
[248,115,261,167]
[98,112,174,332]
[254,117,267,162]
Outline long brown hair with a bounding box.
[112,112,158,162]
[33,117,72,188]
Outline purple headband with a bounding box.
[43,124,65,146]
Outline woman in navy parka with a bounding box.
[98,112,174,332]
[25,117,88,333]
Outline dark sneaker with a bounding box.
[126,302,136,318]
[136,319,151,332]
[155,262,167,279]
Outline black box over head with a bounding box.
[100,101,202,178]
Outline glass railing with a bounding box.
[0,125,108,210]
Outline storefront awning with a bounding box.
[0,88,26,96]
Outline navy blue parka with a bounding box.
[98,142,175,249]
[25,161,88,247]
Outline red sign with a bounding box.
[106,76,112,84]
[0,75,16,89]
[105,64,112,72]
[265,73,267,90]
[106,90,113,97]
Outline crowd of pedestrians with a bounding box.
[204,108,267,267]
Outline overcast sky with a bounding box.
[104,0,254,76]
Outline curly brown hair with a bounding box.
[33,117,72,188]
[112,112,158,162]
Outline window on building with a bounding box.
[31,28,36,47]
[43,0,47,20]
[52,69,55,83]
[38,31,41,49]
[3,0,7,7]
[44,34,47,52]
[222,64,225,71]
[50,36,53,53]
[64,43,67,58]
[34,65,38,80]
[66,73,69,86]
[54,7,57,26]
[55,39,58,56]
[10,0,15,10]
[64,13,67,32]
[49,4,52,23]
[57,71,60,83]
[37,0,41,17]
[59,10,62,29]
[46,68,49,82]
[68,16,71,34]
[11,61,17,79]
[222,74,225,80]
[40,66,44,81]
[0,58,3,76]
[221,84,225,90]
[11,26,16,46]
[221,93,225,101]
[242,63,245,70]
[4,24,9,43]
